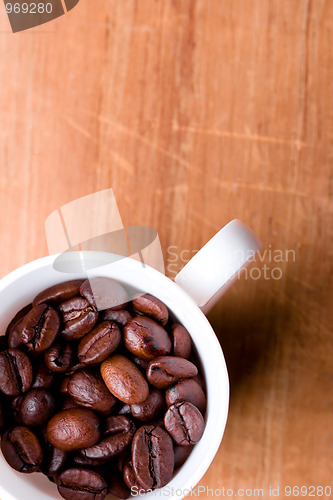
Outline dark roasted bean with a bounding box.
[174,444,194,469]
[44,341,75,373]
[80,277,128,311]
[7,318,25,349]
[123,460,147,492]
[56,467,108,500]
[146,356,198,389]
[130,389,165,422]
[18,389,56,426]
[5,304,32,337]
[124,316,171,360]
[164,402,205,445]
[132,425,174,489]
[117,403,132,416]
[127,353,149,373]
[1,426,43,473]
[33,280,85,307]
[78,321,121,365]
[0,396,5,431]
[165,378,207,414]
[0,335,7,351]
[59,297,98,341]
[99,468,131,499]
[100,308,132,326]
[32,359,57,390]
[68,369,117,415]
[0,349,33,396]
[171,323,192,359]
[47,409,101,451]
[80,416,135,462]
[101,354,149,405]
[132,293,169,325]
[20,304,60,353]
[41,431,68,477]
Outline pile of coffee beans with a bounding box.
[0,278,206,500]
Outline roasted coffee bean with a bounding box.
[78,321,121,365]
[132,425,174,489]
[117,403,132,416]
[130,389,165,422]
[127,353,149,373]
[132,294,169,326]
[18,389,56,426]
[171,323,192,359]
[101,354,149,404]
[59,297,98,341]
[61,397,83,411]
[80,277,128,311]
[56,467,108,500]
[7,318,25,349]
[1,426,43,473]
[100,309,132,326]
[59,376,71,395]
[33,280,84,307]
[80,416,135,462]
[0,396,5,431]
[164,402,205,445]
[44,341,75,373]
[47,409,101,451]
[32,360,57,390]
[5,304,32,337]
[0,349,33,396]
[99,468,131,499]
[71,453,110,467]
[165,379,207,414]
[68,369,117,415]
[146,356,198,389]
[124,316,171,361]
[174,444,194,469]
[123,460,146,492]
[40,431,68,477]
[20,304,60,353]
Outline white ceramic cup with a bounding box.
[0,220,261,500]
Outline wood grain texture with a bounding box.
[0,0,332,497]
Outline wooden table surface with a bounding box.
[0,1,332,498]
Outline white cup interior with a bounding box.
[0,252,229,500]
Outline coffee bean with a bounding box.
[18,389,56,426]
[171,323,192,359]
[47,409,101,451]
[33,280,85,307]
[132,294,169,326]
[68,369,117,415]
[130,389,165,422]
[80,416,135,462]
[80,277,128,311]
[32,359,57,390]
[78,321,121,365]
[132,425,174,489]
[101,354,149,405]
[127,353,149,373]
[100,309,132,326]
[7,317,25,350]
[146,356,198,389]
[5,304,32,337]
[0,396,5,431]
[40,431,67,477]
[56,467,108,500]
[0,349,33,396]
[124,316,172,360]
[20,304,60,353]
[174,444,194,469]
[98,468,131,499]
[123,460,147,492]
[59,376,71,395]
[164,402,205,445]
[166,379,207,414]
[44,341,75,373]
[59,297,98,341]
[1,426,43,473]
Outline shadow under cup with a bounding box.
[0,251,229,500]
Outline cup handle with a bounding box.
[175,220,262,313]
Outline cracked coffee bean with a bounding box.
[124,316,172,361]
[59,297,98,341]
[0,348,33,396]
[56,467,108,500]
[20,304,60,353]
[1,426,43,473]
[164,402,205,445]
[132,425,174,490]
[44,340,75,373]
[146,356,198,389]
[78,321,121,365]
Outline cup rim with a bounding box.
[0,251,230,500]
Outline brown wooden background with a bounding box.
[0,1,332,498]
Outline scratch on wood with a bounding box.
[110,151,135,176]
[190,210,220,230]
[173,124,308,149]
[64,116,95,141]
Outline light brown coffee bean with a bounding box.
[132,294,169,325]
